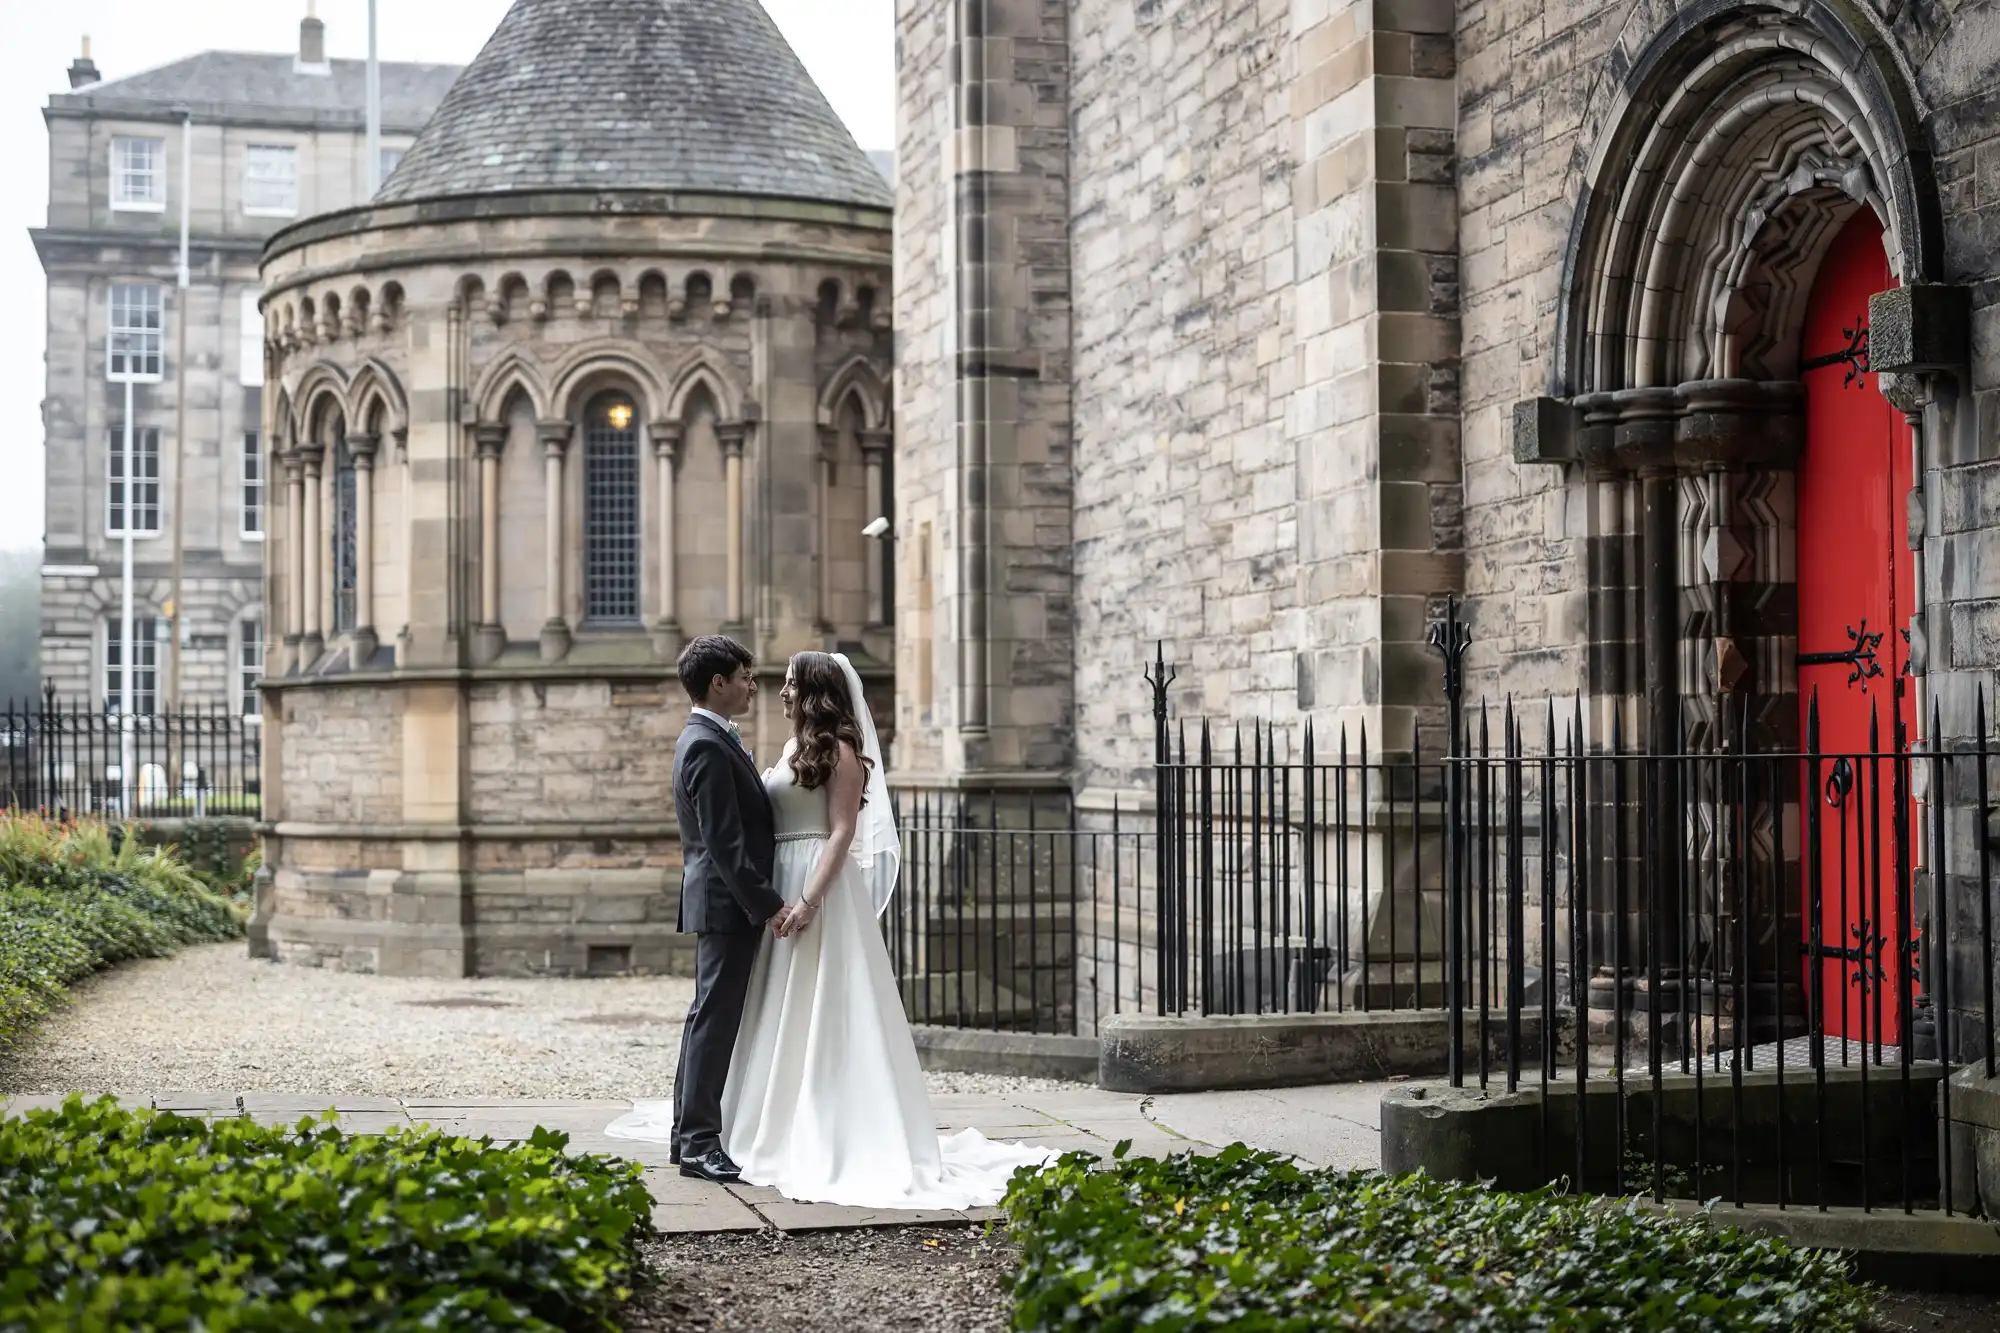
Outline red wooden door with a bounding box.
[1795,211,1918,1050]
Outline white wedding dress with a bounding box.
[607,658,1051,1210]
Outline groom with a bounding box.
[670,635,788,1183]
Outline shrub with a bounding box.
[0,1096,653,1332]
[1004,1144,1875,1332]
[0,813,242,1047]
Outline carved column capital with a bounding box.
[537,418,573,459]
[816,423,840,461]
[473,422,508,460]
[718,421,749,458]
[650,420,684,463]
[859,427,893,458]
[346,433,381,467]
[392,428,410,464]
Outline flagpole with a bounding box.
[365,0,381,194]
[169,108,191,708]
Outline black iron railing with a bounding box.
[1439,683,1992,1215]
[888,615,1998,1217]
[0,689,262,820]
[889,788,1151,1036]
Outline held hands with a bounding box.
[771,898,821,940]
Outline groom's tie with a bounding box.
[728,721,753,763]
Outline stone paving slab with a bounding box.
[242,1093,402,1112]
[757,1201,971,1232]
[1,1082,1388,1236]
[649,1199,766,1233]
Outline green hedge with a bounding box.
[0,1097,654,1331]
[0,815,243,1047]
[1005,1144,1875,1332]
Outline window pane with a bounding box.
[240,620,264,719]
[242,432,264,537]
[106,427,161,536]
[111,137,163,207]
[243,145,298,215]
[333,441,357,633]
[106,616,159,715]
[108,284,163,379]
[378,147,404,183]
[584,400,641,623]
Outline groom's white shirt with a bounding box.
[690,707,750,757]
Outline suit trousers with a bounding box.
[673,929,764,1158]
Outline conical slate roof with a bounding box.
[376,0,891,211]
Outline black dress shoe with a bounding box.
[678,1148,743,1183]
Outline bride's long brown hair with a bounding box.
[786,651,876,801]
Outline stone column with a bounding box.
[651,420,684,659]
[394,428,412,666]
[816,424,838,633]
[283,451,306,661]
[348,433,380,668]
[1290,0,1463,756]
[300,445,324,663]
[939,0,1074,774]
[720,420,748,632]
[538,418,572,662]
[472,423,507,664]
[861,427,891,627]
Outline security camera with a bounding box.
[862,516,892,539]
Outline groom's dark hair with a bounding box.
[677,635,755,703]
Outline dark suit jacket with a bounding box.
[674,713,784,934]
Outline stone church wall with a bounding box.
[1067,0,1300,797]
[276,685,403,825]
[1454,0,1630,709]
[467,679,682,824]
[889,0,955,773]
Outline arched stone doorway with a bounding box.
[1510,1,1967,1040]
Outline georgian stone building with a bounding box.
[250,0,895,976]
[34,15,458,716]
[893,0,2000,1044]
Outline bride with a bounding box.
[608,651,1050,1210]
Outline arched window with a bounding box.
[583,392,641,624]
[332,434,358,633]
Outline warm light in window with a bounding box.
[607,403,633,430]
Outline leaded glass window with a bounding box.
[333,438,358,633]
[583,395,642,624]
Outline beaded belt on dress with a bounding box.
[776,832,830,843]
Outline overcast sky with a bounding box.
[0,0,895,558]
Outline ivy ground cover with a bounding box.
[0,1097,653,1331]
[1004,1144,1876,1332]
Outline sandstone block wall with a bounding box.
[276,686,402,824]
[468,680,681,824]
[1068,0,1298,795]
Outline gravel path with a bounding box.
[0,943,1081,1100]
[622,1227,1015,1333]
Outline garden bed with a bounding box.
[0,814,243,1048]
[1004,1143,1881,1331]
[0,1095,652,1330]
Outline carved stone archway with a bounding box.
[1510,0,1965,1036]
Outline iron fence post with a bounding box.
[1146,642,1178,1014]
[1428,596,1470,1087]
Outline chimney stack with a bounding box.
[68,35,100,89]
[299,1,328,70]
